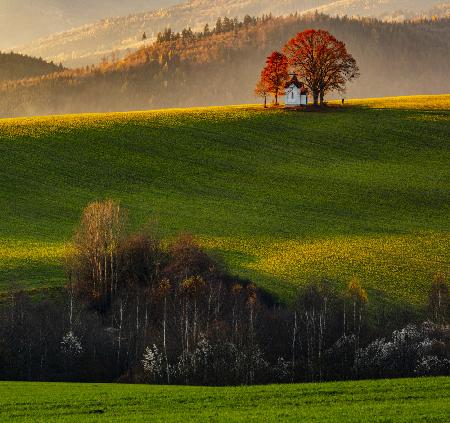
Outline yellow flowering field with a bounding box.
[0,239,68,289]
[333,94,450,110]
[0,239,67,263]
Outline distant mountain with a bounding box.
[0,0,182,50]
[0,51,61,82]
[2,14,449,118]
[313,0,450,21]
[14,0,449,67]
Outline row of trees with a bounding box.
[155,15,264,43]
[256,29,359,106]
[0,200,448,384]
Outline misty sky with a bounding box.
[0,0,183,49]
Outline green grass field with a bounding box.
[0,377,449,422]
[0,95,449,304]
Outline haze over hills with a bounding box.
[2,15,449,118]
[315,0,450,21]
[0,0,182,50]
[13,0,449,67]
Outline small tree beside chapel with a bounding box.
[254,74,270,108]
[259,51,289,106]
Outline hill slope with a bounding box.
[0,51,61,82]
[0,96,449,305]
[1,377,449,421]
[315,0,450,21]
[14,0,448,66]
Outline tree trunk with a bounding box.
[343,303,346,336]
[291,311,297,382]
[163,296,170,384]
[117,299,123,370]
[319,91,324,106]
[313,90,319,106]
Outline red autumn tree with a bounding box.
[260,51,289,106]
[284,29,359,106]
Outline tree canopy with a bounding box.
[284,29,359,105]
[260,51,289,106]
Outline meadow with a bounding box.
[0,95,449,305]
[0,377,449,422]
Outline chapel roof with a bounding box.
[285,75,309,95]
[285,74,303,89]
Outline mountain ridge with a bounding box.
[13,0,449,67]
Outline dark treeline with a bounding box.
[0,13,449,117]
[0,51,63,83]
[0,200,449,385]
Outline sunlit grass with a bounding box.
[3,232,448,303]
[0,240,68,290]
[0,377,449,422]
[0,239,67,262]
[332,94,450,109]
[202,232,450,304]
[0,95,448,305]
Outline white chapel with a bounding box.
[284,74,308,107]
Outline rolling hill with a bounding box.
[0,377,449,422]
[0,51,62,82]
[0,95,449,307]
[13,0,449,66]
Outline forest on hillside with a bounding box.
[15,0,448,66]
[0,52,62,83]
[0,13,449,117]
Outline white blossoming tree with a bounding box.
[142,345,164,382]
[61,331,83,357]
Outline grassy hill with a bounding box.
[0,377,449,421]
[0,95,449,306]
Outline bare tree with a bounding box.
[70,199,127,306]
[347,277,368,352]
[429,272,448,324]
[159,278,172,384]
